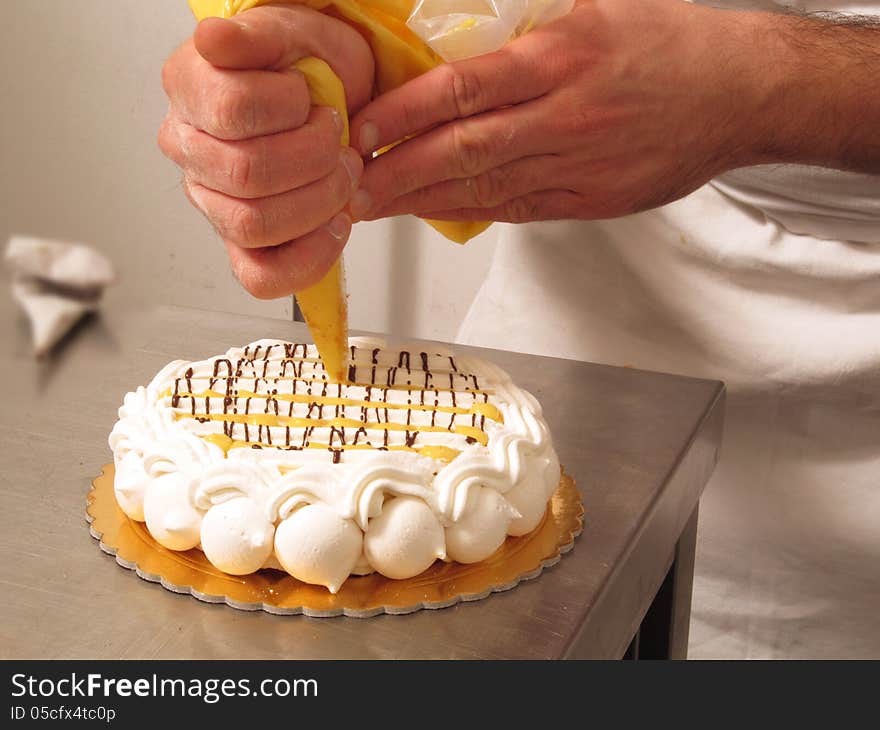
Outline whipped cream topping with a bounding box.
[108,337,560,592]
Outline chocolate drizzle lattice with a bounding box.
[163,342,502,464]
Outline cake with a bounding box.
[108,337,561,593]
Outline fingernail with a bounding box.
[359,122,378,155]
[186,181,207,212]
[330,109,344,136]
[349,189,372,220]
[340,149,362,189]
[326,212,351,240]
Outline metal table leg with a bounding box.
[624,505,700,660]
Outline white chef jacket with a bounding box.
[457,3,880,658]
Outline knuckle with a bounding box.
[314,143,339,178]
[448,65,484,118]
[312,124,342,176]
[211,83,256,139]
[563,107,602,139]
[545,43,590,85]
[389,162,420,200]
[471,167,506,208]
[161,55,179,98]
[162,40,194,98]
[550,52,580,86]
[397,94,426,135]
[227,148,255,195]
[451,122,493,177]
[504,196,542,223]
[226,201,267,245]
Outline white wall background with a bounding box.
[1,0,497,342]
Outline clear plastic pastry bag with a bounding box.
[406,0,575,61]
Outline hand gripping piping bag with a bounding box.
[186,0,573,378]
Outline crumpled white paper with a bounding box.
[407,0,574,61]
[5,235,116,357]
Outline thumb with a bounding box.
[192,6,374,112]
[194,14,291,70]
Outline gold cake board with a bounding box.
[86,464,584,618]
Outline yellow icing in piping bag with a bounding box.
[292,57,350,383]
[187,0,492,380]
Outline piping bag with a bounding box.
[187,0,571,381]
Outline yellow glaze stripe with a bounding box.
[172,389,504,423]
[177,412,489,445]
[201,433,462,462]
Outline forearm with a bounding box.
[731,10,880,173]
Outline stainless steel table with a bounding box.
[1,303,724,659]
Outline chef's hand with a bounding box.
[159,5,374,298]
[346,0,801,224]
